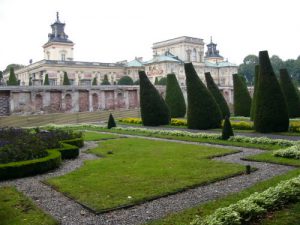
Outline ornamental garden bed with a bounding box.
[0,127,83,180]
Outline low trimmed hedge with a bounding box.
[0,150,61,181]
[56,143,79,159]
[61,138,84,148]
[191,175,300,225]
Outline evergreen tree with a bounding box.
[133,79,139,85]
[222,116,234,140]
[92,77,97,85]
[165,73,186,118]
[279,68,300,118]
[7,67,19,86]
[205,72,230,118]
[62,72,70,85]
[139,71,170,126]
[44,74,50,85]
[158,77,167,85]
[101,74,110,85]
[233,74,252,116]
[154,77,159,85]
[107,113,116,129]
[254,51,289,133]
[185,63,222,129]
[250,65,259,121]
[117,76,134,85]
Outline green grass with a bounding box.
[0,186,58,225]
[146,168,300,225]
[82,131,120,141]
[47,138,244,213]
[245,151,300,167]
[256,201,300,225]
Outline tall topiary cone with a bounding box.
[63,72,70,85]
[205,72,230,118]
[139,71,170,126]
[254,51,289,133]
[250,65,260,121]
[44,74,50,85]
[165,73,186,118]
[107,113,116,129]
[279,68,300,118]
[233,74,252,117]
[222,116,234,140]
[185,63,222,129]
[7,67,18,86]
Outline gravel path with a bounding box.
[0,137,296,225]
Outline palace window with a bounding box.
[61,53,66,61]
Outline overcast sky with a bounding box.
[0,0,299,70]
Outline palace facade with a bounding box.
[3,13,237,87]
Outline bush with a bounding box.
[107,113,116,129]
[165,73,186,118]
[55,143,79,159]
[222,116,234,140]
[6,67,19,86]
[0,150,61,181]
[117,76,134,85]
[254,51,289,133]
[158,77,167,85]
[44,74,50,85]
[61,138,84,148]
[101,74,111,85]
[279,68,300,118]
[185,63,222,129]
[139,71,170,126]
[62,71,70,85]
[273,145,300,159]
[205,72,230,118]
[233,74,252,117]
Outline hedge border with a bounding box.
[56,142,80,159]
[61,137,84,148]
[0,150,61,181]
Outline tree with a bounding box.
[117,76,133,85]
[185,63,222,129]
[7,67,19,86]
[165,73,186,118]
[139,70,170,126]
[205,72,230,118]
[92,77,97,85]
[101,74,110,85]
[62,72,70,85]
[250,65,260,121]
[133,79,139,85]
[158,77,167,85]
[154,77,159,85]
[254,51,289,133]
[107,113,116,129]
[270,55,284,76]
[279,68,300,118]
[233,74,252,117]
[222,116,234,140]
[238,54,258,85]
[3,64,25,74]
[44,74,50,85]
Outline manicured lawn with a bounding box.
[257,201,300,225]
[146,168,300,225]
[82,131,120,141]
[0,186,57,225]
[47,138,244,213]
[245,151,300,167]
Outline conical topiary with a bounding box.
[107,113,116,129]
[165,73,186,118]
[7,67,18,86]
[279,68,300,118]
[205,72,230,118]
[101,74,110,85]
[63,72,70,85]
[92,77,97,85]
[250,65,259,121]
[139,71,170,126]
[44,74,50,85]
[233,74,252,117]
[154,77,159,85]
[254,51,289,133]
[184,63,222,129]
[222,116,234,140]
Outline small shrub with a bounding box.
[107,113,116,129]
[222,116,234,140]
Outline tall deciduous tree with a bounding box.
[233,74,252,117]
[279,68,300,118]
[165,73,186,118]
[254,51,289,133]
[44,74,50,85]
[62,72,70,85]
[238,54,258,85]
[185,63,222,129]
[205,72,230,118]
[139,71,170,126]
[7,67,19,86]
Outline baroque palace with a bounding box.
[4,13,237,87]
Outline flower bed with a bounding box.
[191,175,300,225]
[273,145,300,159]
